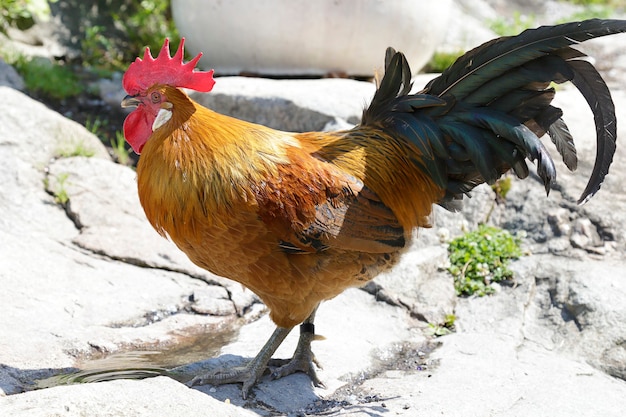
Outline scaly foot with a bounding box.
[269,310,326,388]
[269,325,325,387]
[188,361,265,398]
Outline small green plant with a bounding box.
[4,1,180,82]
[484,176,513,223]
[81,24,127,75]
[111,131,131,166]
[52,172,70,205]
[448,225,523,297]
[491,177,512,201]
[56,141,95,158]
[85,116,107,136]
[425,50,465,73]
[0,0,54,33]
[426,314,457,337]
[82,1,180,73]
[121,0,179,53]
[8,54,83,100]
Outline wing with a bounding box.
[282,177,406,254]
[253,154,406,255]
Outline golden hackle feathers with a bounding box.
[137,86,294,235]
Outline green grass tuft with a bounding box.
[425,50,465,73]
[111,131,131,166]
[52,172,70,205]
[10,55,83,100]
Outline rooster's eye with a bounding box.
[150,92,161,103]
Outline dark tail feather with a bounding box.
[360,19,624,213]
[423,19,625,205]
[532,105,578,171]
[363,47,413,124]
[361,47,450,189]
[547,118,578,171]
[425,19,626,99]
[566,58,617,204]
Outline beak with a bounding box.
[121,95,141,108]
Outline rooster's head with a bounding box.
[121,38,215,154]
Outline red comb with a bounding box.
[122,38,215,95]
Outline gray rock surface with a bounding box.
[190,77,375,132]
[0,376,259,417]
[2,3,626,416]
[2,73,625,416]
[0,58,25,91]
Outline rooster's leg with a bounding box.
[188,325,293,399]
[268,307,324,388]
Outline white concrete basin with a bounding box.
[171,0,452,76]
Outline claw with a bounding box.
[186,325,293,398]
[187,363,268,399]
[271,359,325,388]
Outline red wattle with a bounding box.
[123,110,152,155]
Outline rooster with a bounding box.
[121,19,625,398]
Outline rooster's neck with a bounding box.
[135,94,299,236]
